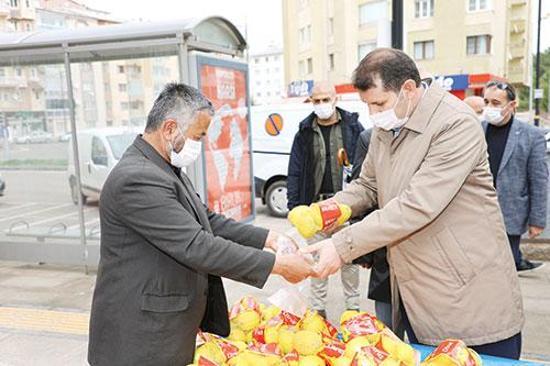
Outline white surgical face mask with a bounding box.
[483,107,505,126]
[370,88,411,131]
[313,102,335,120]
[168,128,202,168]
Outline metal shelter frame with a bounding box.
[0,17,247,273]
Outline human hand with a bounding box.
[301,238,344,279]
[265,231,299,254]
[528,225,544,239]
[271,252,316,284]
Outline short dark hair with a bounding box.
[353,48,421,92]
[145,82,214,132]
[484,80,516,102]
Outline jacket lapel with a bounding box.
[132,136,210,229]
[498,118,521,176]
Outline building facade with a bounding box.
[282,0,531,96]
[249,46,285,105]
[0,0,178,138]
[406,0,531,89]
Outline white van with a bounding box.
[251,100,370,217]
[67,127,141,204]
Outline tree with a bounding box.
[518,47,550,113]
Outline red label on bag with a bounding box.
[343,313,379,336]
[429,339,478,366]
[319,201,342,228]
[320,339,346,358]
[283,351,300,362]
[216,339,240,359]
[351,346,390,366]
[198,356,220,366]
[252,326,265,344]
[249,342,281,356]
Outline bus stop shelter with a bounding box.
[0,17,251,272]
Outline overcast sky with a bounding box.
[84,0,283,53]
[85,0,549,53]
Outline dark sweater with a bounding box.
[486,117,513,187]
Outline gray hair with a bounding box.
[145,82,215,132]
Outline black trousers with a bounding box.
[401,301,522,359]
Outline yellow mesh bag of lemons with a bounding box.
[188,296,481,366]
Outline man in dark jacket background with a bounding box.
[287,81,364,318]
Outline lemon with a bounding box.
[293,330,323,356]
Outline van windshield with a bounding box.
[107,133,138,160]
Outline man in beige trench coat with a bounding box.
[305,48,524,359]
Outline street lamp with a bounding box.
[534,0,544,126]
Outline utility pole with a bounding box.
[391,0,403,50]
[534,0,542,126]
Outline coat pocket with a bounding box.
[141,293,190,313]
[434,227,476,287]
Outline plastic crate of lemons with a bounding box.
[190,296,481,366]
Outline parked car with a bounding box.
[250,99,370,217]
[546,131,550,154]
[0,173,5,196]
[15,131,54,144]
[67,127,140,204]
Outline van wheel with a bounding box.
[69,177,87,205]
[265,180,289,218]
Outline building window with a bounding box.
[328,53,335,71]
[466,35,491,55]
[307,58,313,74]
[0,68,4,77]
[358,42,376,62]
[254,58,260,64]
[121,102,129,110]
[413,40,434,60]
[26,23,31,31]
[415,0,434,18]
[299,25,312,45]
[35,91,40,100]
[118,65,125,74]
[25,0,30,7]
[468,0,488,11]
[359,1,386,26]
[118,84,127,92]
[328,17,334,36]
[299,60,306,76]
[15,67,22,76]
[10,0,18,7]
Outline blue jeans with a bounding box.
[401,301,522,359]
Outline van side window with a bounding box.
[92,137,108,166]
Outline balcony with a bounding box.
[508,47,525,60]
[9,7,35,21]
[510,0,527,6]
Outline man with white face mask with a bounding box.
[287,81,364,318]
[482,81,548,273]
[88,83,315,366]
[304,48,524,358]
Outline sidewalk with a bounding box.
[0,259,549,365]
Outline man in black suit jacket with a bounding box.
[88,83,313,366]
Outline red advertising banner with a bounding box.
[199,63,252,221]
